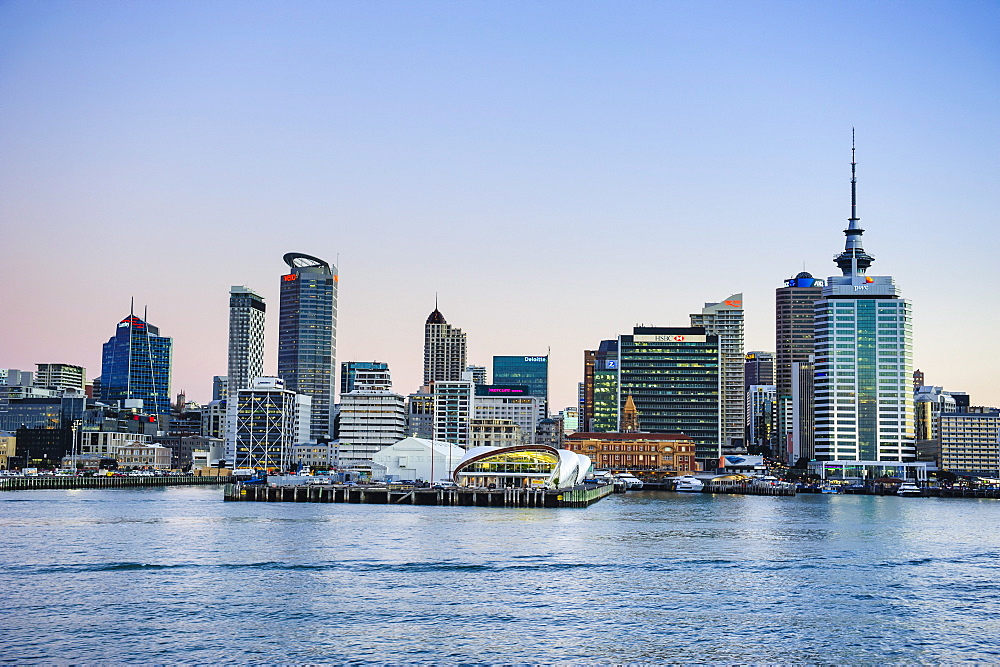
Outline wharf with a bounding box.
[224,482,614,508]
[838,485,1000,499]
[0,475,234,491]
[636,480,796,496]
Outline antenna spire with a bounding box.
[850,127,858,224]
[834,128,874,277]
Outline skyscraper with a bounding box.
[581,341,618,432]
[744,352,774,389]
[228,286,266,394]
[812,141,915,465]
[690,294,744,453]
[776,271,824,460]
[492,355,548,417]
[278,252,338,440]
[618,326,720,465]
[423,305,467,385]
[100,310,172,416]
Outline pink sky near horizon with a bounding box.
[1,1,998,411]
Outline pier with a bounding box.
[224,482,614,508]
[0,475,234,491]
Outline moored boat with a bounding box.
[673,475,704,493]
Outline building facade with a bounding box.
[228,286,266,394]
[278,252,338,440]
[776,271,824,461]
[746,385,777,454]
[34,364,86,393]
[337,390,407,466]
[492,355,548,417]
[564,432,698,473]
[473,385,541,445]
[690,294,744,453]
[341,361,390,395]
[424,307,467,385]
[618,327,720,465]
[432,380,473,448]
[937,410,1000,477]
[100,312,173,416]
[744,352,774,389]
[232,377,311,471]
[813,145,915,463]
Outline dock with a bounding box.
[223,482,614,508]
[0,475,235,491]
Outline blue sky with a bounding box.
[1,1,998,410]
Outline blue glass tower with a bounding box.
[493,355,548,416]
[278,252,338,440]
[100,312,173,416]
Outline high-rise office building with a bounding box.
[744,352,774,389]
[228,286,266,394]
[581,341,618,432]
[34,364,86,393]
[100,311,173,416]
[424,306,467,385]
[618,327,720,465]
[492,355,548,417]
[812,143,915,464]
[776,271,824,461]
[746,385,777,454]
[690,295,744,453]
[278,252,338,440]
[232,377,311,471]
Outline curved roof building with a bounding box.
[452,444,592,490]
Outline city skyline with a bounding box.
[1,2,997,412]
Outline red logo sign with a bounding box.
[282,274,298,282]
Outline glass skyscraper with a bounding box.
[812,145,914,463]
[278,252,338,440]
[618,327,720,465]
[100,312,172,416]
[492,355,548,416]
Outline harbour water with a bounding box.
[2,487,999,663]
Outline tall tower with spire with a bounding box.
[812,135,915,465]
[423,300,467,385]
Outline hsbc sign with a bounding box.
[634,335,708,343]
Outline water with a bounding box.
[2,487,1000,663]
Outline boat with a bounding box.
[897,482,922,497]
[819,484,841,494]
[673,475,704,493]
[615,473,644,490]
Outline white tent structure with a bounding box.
[370,437,467,482]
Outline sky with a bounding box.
[1,0,998,412]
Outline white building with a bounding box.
[433,380,473,448]
[34,364,86,393]
[113,442,172,469]
[690,294,745,454]
[337,366,407,466]
[80,431,151,458]
[813,146,916,465]
[473,391,540,445]
[370,437,468,482]
[201,399,227,439]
